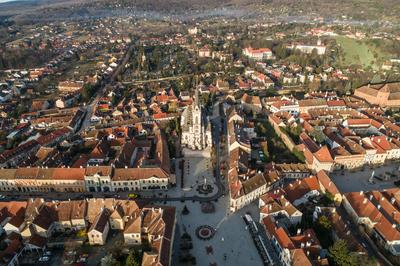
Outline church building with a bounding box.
[181,88,212,150]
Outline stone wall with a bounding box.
[268,115,296,151]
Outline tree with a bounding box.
[317,215,332,231]
[124,251,140,266]
[310,129,325,144]
[101,254,118,266]
[329,240,357,266]
[82,83,97,102]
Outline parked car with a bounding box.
[39,256,50,262]
[128,193,139,199]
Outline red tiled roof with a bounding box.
[284,176,320,203]
[316,170,340,195]
[327,99,346,107]
[344,192,382,222]
[263,216,295,249]
[314,146,334,163]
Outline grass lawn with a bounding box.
[334,36,389,70]
[255,119,300,163]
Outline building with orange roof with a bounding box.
[269,99,299,115]
[316,170,342,204]
[52,168,85,192]
[0,128,174,194]
[263,215,327,266]
[298,134,334,172]
[354,82,400,108]
[369,136,400,160]
[298,98,327,113]
[343,190,400,255]
[283,176,321,206]
[327,99,346,109]
[259,194,303,225]
[361,137,386,165]
[243,47,273,60]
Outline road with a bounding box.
[122,73,193,85]
[78,44,135,133]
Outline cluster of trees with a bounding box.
[82,83,98,102]
[329,240,375,266]
[100,250,141,266]
[132,45,194,78]
[0,45,55,69]
[255,120,301,163]
[311,215,376,266]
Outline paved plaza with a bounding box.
[182,154,216,193]
[167,197,263,266]
[331,162,400,193]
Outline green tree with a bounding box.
[329,240,357,266]
[124,251,140,266]
[310,129,325,144]
[317,215,332,231]
[82,83,97,102]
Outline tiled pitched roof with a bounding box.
[284,176,320,203]
[316,170,339,195]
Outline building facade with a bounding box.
[181,88,212,150]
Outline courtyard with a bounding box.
[330,162,400,193]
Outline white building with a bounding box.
[88,209,110,245]
[181,88,212,150]
[287,40,326,55]
[243,47,273,60]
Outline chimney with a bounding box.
[363,198,368,204]
[391,197,396,204]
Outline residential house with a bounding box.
[88,209,111,245]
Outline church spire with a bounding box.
[194,75,200,107]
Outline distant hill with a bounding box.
[1,0,399,24]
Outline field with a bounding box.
[334,36,390,70]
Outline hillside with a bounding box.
[1,0,400,24]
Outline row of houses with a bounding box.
[257,171,344,266]
[257,167,400,259]
[0,198,176,266]
[0,165,173,193]
[266,94,400,173]
[343,189,400,256]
